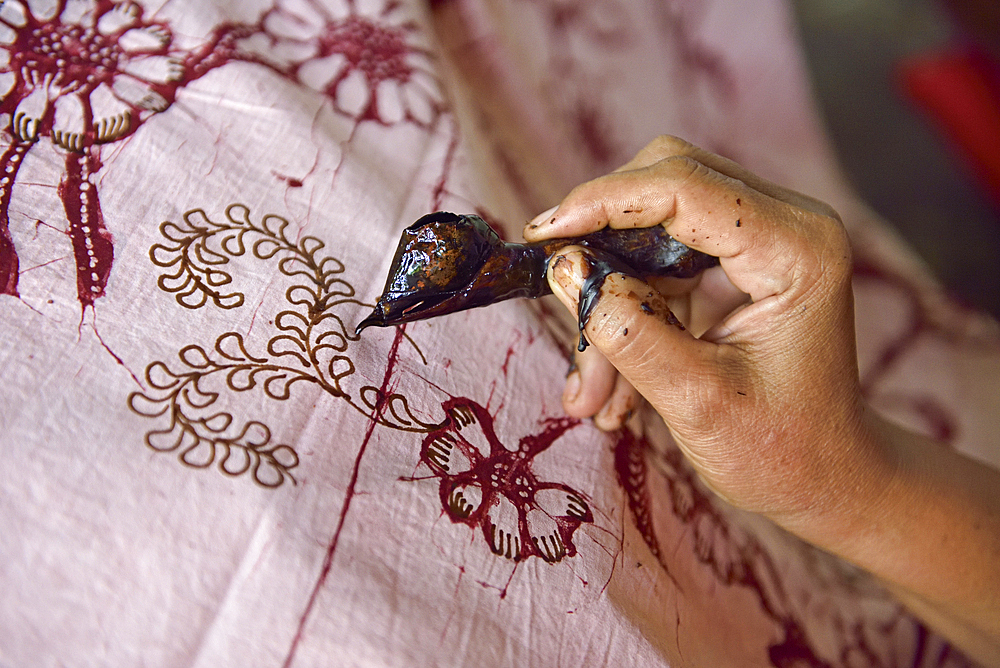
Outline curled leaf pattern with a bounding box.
[147,204,369,395]
[360,386,443,432]
[129,341,304,488]
[149,204,358,315]
[133,204,433,487]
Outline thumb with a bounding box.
[546,247,723,417]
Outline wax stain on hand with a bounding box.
[551,249,684,353]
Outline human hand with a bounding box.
[527,136,1000,664]
[524,135,886,530]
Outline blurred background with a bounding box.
[789,0,1000,318]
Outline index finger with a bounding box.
[530,155,851,304]
[612,136,839,218]
[525,135,837,236]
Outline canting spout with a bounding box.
[355,307,388,335]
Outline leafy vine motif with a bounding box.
[129,204,440,488]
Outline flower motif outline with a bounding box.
[421,398,593,563]
[0,0,183,150]
[249,0,442,127]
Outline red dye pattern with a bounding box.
[654,0,737,101]
[249,0,441,128]
[855,259,936,399]
[274,173,304,188]
[319,16,408,123]
[612,428,667,568]
[60,149,112,305]
[500,344,516,377]
[432,123,461,210]
[613,429,973,666]
[507,0,629,171]
[852,253,999,445]
[572,98,618,170]
[0,0,443,309]
[422,397,591,563]
[89,318,141,386]
[0,0,199,305]
[2,1,183,146]
[2,2,982,664]
[499,331,522,377]
[510,0,736,172]
[0,141,28,296]
[283,324,409,668]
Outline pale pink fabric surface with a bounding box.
[0,0,997,666]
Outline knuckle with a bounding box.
[678,356,744,431]
[658,154,711,186]
[782,206,854,294]
[692,378,729,422]
[655,370,726,438]
[643,134,694,160]
[563,179,606,214]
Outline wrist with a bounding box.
[771,404,1000,653]
[765,401,901,558]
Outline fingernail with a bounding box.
[548,251,585,307]
[594,393,636,432]
[563,368,582,404]
[527,205,559,229]
[593,401,617,432]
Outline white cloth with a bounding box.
[1,0,996,666]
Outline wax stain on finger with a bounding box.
[549,251,588,307]
[525,205,559,232]
[576,250,639,352]
[550,248,684,352]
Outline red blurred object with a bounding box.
[898,47,1000,210]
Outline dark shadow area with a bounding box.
[790,0,1000,319]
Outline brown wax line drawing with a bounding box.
[130,204,438,488]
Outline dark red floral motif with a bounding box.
[421,398,592,562]
[241,0,441,127]
[0,0,182,305]
[0,0,443,308]
[1,0,180,148]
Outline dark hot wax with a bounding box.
[356,212,716,340]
